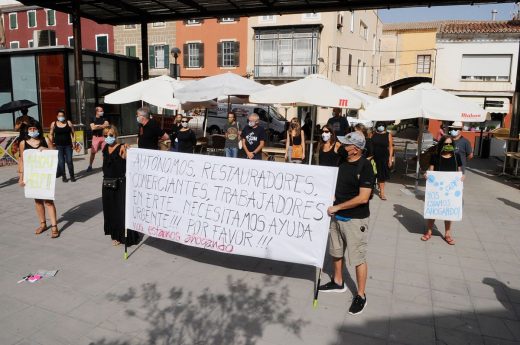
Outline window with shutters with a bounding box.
[360,21,368,40]
[185,19,201,25]
[348,54,352,76]
[155,45,165,68]
[335,47,341,72]
[357,59,362,85]
[68,14,72,25]
[46,9,55,26]
[184,43,203,68]
[28,39,34,47]
[219,41,239,67]
[27,10,37,28]
[254,28,319,78]
[219,17,236,23]
[416,54,431,74]
[124,24,136,29]
[68,36,74,47]
[9,13,17,30]
[96,34,109,53]
[152,22,165,27]
[350,12,355,32]
[302,13,320,20]
[10,41,19,49]
[460,54,511,81]
[125,45,137,57]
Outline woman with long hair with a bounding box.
[371,121,393,200]
[176,116,197,153]
[102,125,140,246]
[49,109,76,182]
[318,124,341,167]
[17,120,60,238]
[285,117,305,163]
[421,135,464,245]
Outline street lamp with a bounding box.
[170,47,181,79]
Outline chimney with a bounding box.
[491,9,498,21]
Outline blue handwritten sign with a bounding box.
[423,171,463,221]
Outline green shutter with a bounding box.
[164,44,169,68]
[9,14,17,29]
[148,45,155,69]
[234,41,240,67]
[217,42,222,67]
[48,10,55,26]
[199,43,204,68]
[183,44,188,67]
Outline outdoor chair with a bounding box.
[208,135,226,156]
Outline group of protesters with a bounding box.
[15,103,473,316]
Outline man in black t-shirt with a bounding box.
[87,106,109,172]
[136,107,169,150]
[240,113,265,160]
[319,131,374,316]
[326,107,349,137]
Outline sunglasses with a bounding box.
[181,120,188,123]
[103,134,114,138]
[322,130,330,133]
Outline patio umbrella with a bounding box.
[360,83,487,188]
[0,99,37,113]
[250,74,365,164]
[104,75,188,110]
[175,72,268,103]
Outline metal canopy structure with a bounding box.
[19,0,514,25]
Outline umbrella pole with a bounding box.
[203,108,208,137]
[415,118,424,191]
[308,106,316,165]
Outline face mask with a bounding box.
[248,121,255,127]
[181,122,188,128]
[450,130,459,137]
[442,144,455,152]
[322,133,331,142]
[28,131,39,138]
[377,126,385,132]
[136,116,141,124]
[105,136,116,145]
[58,116,65,122]
[98,112,104,117]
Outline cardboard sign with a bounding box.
[23,150,58,200]
[424,171,463,221]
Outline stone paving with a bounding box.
[0,153,519,345]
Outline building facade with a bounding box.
[175,17,248,79]
[113,21,176,77]
[0,4,113,52]
[247,11,382,123]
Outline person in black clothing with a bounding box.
[371,122,393,200]
[176,117,197,153]
[136,107,169,150]
[17,120,60,238]
[319,131,374,316]
[169,114,183,152]
[285,117,305,163]
[326,107,349,137]
[241,113,266,160]
[421,135,464,245]
[87,106,109,172]
[12,107,32,156]
[50,109,76,182]
[102,125,140,247]
[318,124,341,167]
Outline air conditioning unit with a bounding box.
[33,30,57,47]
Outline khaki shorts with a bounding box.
[328,217,369,267]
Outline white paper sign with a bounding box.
[424,171,463,221]
[23,150,58,200]
[125,148,338,268]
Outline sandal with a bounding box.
[35,222,47,235]
[444,234,455,245]
[50,225,60,239]
[421,231,432,241]
[112,240,121,246]
[380,195,387,201]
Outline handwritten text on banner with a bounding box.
[125,148,338,268]
[23,150,58,200]
[424,171,463,221]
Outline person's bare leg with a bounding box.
[444,220,454,244]
[379,182,386,199]
[44,200,57,226]
[89,151,96,166]
[333,257,344,284]
[422,219,435,240]
[356,262,367,297]
[34,200,46,233]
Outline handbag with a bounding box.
[103,177,120,190]
[291,132,303,159]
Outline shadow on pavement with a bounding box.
[73,167,103,181]
[327,278,520,345]
[497,197,520,211]
[91,275,307,345]
[0,176,19,189]
[393,204,442,237]
[58,196,103,233]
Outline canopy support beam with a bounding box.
[72,0,87,154]
[141,21,149,80]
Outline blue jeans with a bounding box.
[57,145,74,178]
[225,147,238,158]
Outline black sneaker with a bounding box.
[70,176,76,182]
[86,166,93,172]
[318,280,347,293]
[62,176,69,183]
[348,294,367,315]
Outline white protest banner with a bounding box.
[423,171,463,221]
[125,148,338,268]
[23,150,59,200]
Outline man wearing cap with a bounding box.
[319,131,375,315]
[449,122,473,172]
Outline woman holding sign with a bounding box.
[102,125,140,247]
[17,120,60,238]
[421,135,464,245]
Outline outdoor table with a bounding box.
[262,146,286,161]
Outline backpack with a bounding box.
[355,157,375,200]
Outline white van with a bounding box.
[206,103,287,139]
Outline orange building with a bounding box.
[175,17,248,79]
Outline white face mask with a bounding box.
[28,131,39,138]
[450,130,460,137]
[58,116,65,122]
[377,126,385,132]
[322,133,331,142]
[98,112,104,117]
[181,122,188,128]
[248,121,256,127]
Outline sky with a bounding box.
[379,3,519,23]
